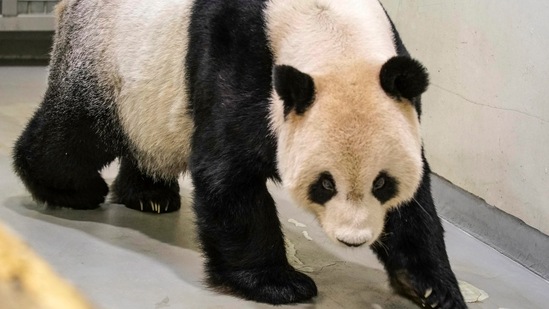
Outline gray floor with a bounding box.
[1,66,548,309]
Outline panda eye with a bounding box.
[308,172,337,205]
[372,176,385,191]
[371,171,398,204]
[322,178,335,191]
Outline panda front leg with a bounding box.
[110,156,181,213]
[191,172,317,305]
[371,159,467,309]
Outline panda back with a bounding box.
[265,0,397,74]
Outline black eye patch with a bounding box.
[371,171,398,204]
[308,172,337,205]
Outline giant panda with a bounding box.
[12,0,467,307]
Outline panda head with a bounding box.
[270,56,429,247]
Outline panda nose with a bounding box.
[337,238,366,247]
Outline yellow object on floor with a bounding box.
[0,224,95,309]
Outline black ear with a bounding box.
[273,65,315,117]
[380,56,429,101]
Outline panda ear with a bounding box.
[273,65,315,117]
[380,56,429,101]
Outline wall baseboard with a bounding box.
[432,174,549,281]
[0,31,53,62]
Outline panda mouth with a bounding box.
[337,238,366,247]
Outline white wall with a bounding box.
[380,0,549,235]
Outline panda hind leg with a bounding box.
[110,156,181,213]
[13,108,115,210]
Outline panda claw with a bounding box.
[424,288,433,298]
[112,178,181,214]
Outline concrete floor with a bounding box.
[1,66,548,308]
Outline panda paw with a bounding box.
[111,182,181,214]
[390,269,467,309]
[209,266,318,305]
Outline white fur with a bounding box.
[266,0,423,246]
[57,0,195,180]
[110,0,195,179]
[266,0,397,74]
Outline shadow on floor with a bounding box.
[3,194,416,309]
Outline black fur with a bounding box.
[379,2,426,117]
[12,0,465,307]
[380,56,429,102]
[186,0,316,304]
[12,61,122,210]
[308,172,337,205]
[371,171,398,204]
[111,156,181,213]
[273,65,316,117]
[371,157,466,308]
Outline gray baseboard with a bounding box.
[432,174,549,280]
[0,31,53,62]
